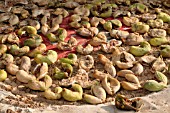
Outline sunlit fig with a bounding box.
[79,55,94,71]
[160,45,170,58]
[62,84,83,102]
[24,34,43,48]
[149,29,166,37]
[91,4,112,18]
[18,26,37,36]
[76,44,93,55]
[113,10,131,18]
[53,8,69,18]
[27,75,52,91]
[90,17,105,27]
[92,70,111,80]
[61,63,73,76]
[46,33,57,42]
[131,22,149,34]
[117,70,134,77]
[65,1,79,9]
[104,63,116,77]
[89,32,107,46]
[149,37,168,46]
[34,50,57,65]
[98,54,111,65]
[126,33,144,46]
[122,17,139,26]
[155,71,168,85]
[139,55,156,64]
[37,62,48,80]
[81,21,91,28]
[103,21,112,31]
[55,28,67,41]
[131,63,144,75]
[140,13,157,21]
[83,94,102,104]
[143,80,166,92]
[121,81,140,90]
[91,85,106,100]
[74,5,90,17]
[152,57,166,71]
[147,19,163,28]
[101,76,120,95]
[77,27,92,37]
[129,41,151,57]
[110,30,129,39]
[0,44,7,56]
[44,87,63,100]
[0,70,7,82]
[1,54,14,65]
[110,19,122,28]
[9,14,19,26]
[70,14,81,22]
[28,44,46,57]
[157,12,170,23]
[9,44,30,56]
[130,3,148,13]
[69,21,81,29]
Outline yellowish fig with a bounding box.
[34,50,57,65]
[24,34,43,48]
[130,3,148,13]
[28,44,46,57]
[110,19,122,28]
[44,87,63,100]
[147,19,163,28]
[0,44,7,56]
[27,75,52,91]
[149,37,168,46]
[155,71,168,85]
[0,70,7,82]
[131,22,149,34]
[157,12,170,23]
[9,44,30,56]
[18,26,37,36]
[160,45,170,58]
[122,17,139,26]
[129,41,151,57]
[62,84,83,102]
[103,21,112,31]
